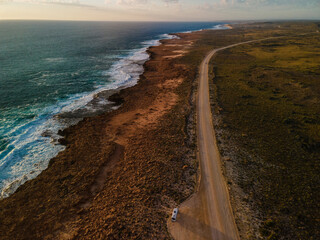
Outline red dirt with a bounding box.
[0,33,201,240]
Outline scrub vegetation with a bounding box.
[207,23,320,239]
[0,21,318,239]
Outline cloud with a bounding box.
[197,0,320,10]
[1,0,80,2]
[197,0,320,12]
[162,0,178,3]
[198,3,214,11]
[0,0,93,7]
[115,0,178,6]
[116,0,148,6]
[162,0,179,8]
[228,0,319,7]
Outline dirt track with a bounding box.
[168,39,275,240]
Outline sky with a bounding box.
[0,0,319,21]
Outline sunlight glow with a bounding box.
[0,0,319,21]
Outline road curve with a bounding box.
[168,38,276,240]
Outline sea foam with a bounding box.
[0,23,228,199]
[0,32,180,199]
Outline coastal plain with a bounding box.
[208,24,320,239]
[0,30,203,239]
[0,22,319,239]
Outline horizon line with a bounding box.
[0,19,319,23]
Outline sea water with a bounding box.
[0,21,227,198]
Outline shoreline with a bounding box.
[0,32,177,199]
[0,24,229,199]
[1,20,318,240]
[0,26,207,239]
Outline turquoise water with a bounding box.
[0,21,226,198]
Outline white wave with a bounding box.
[211,24,230,30]
[159,34,180,40]
[45,57,65,63]
[0,116,66,199]
[0,32,178,199]
[0,25,231,198]
[105,33,178,90]
[142,39,161,46]
[180,23,230,34]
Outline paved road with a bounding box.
[168,38,275,240]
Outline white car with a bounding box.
[171,208,179,222]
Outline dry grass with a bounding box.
[208,24,320,239]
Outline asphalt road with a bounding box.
[168,39,275,240]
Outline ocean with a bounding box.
[0,21,227,198]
